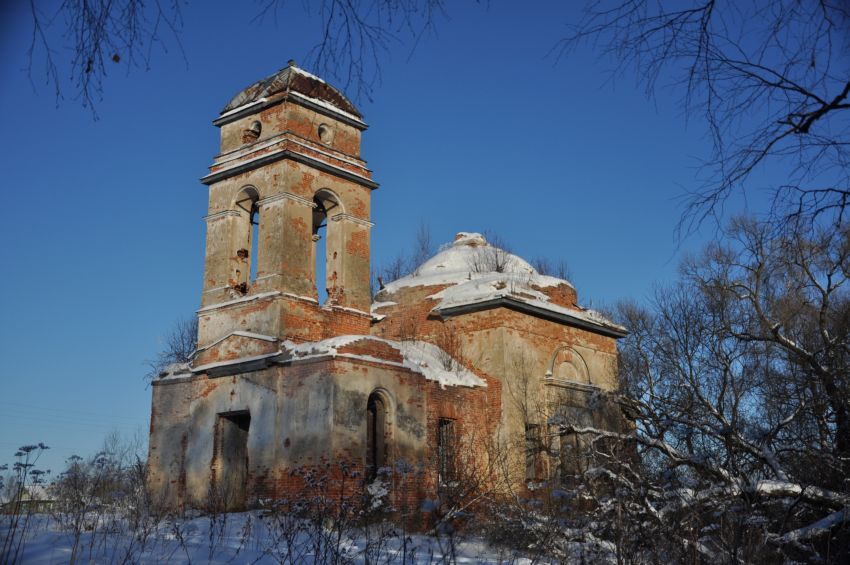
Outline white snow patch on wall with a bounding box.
[370,301,397,312]
[160,362,191,379]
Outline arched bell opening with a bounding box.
[312,189,344,303]
[231,186,260,294]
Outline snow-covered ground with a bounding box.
[3,511,590,564]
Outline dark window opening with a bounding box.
[318,123,333,144]
[242,121,262,144]
[366,393,387,480]
[214,411,251,510]
[437,418,456,486]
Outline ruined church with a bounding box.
[147,62,628,510]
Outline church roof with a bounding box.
[221,61,362,119]
[376,232,628,338]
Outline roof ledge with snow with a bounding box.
[434,295,628,338]
[280,336,485,389]
[159,335,485,389]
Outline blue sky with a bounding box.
[0,1,770,473]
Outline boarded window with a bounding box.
[213,411,250,510]
[560,432,581,483]
[559,406,593,484]
[437,418,456,485]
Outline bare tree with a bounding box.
[144,315,197,381]
[373,220,434,293]
[553,218,850,562]
[531,256,572,281]
[25,0,185,116]
[467,232,515,274]
[562,0,850,230]
[257,1,450,103]
[409,221,435,275]
[24,0,452,114]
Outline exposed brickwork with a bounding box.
[337,339,404,363]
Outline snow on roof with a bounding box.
[375,233,624,334]
[289,64,328,85]
[160,362,192,379]
[437,291,626,335]
[193,330,278,355]
[161,331,487,388]
[381,232,569,294]
[283,336,485,389]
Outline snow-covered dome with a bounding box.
[380,232,571,295]
[413,232,536,280]
[221,60,361,118]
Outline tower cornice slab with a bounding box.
[330,213,374,228]
[201,145,378,190]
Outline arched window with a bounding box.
[312,190,342,303]
[366,391,388,480]
[232,187,259,294]
[545,345,591,384]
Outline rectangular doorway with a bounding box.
[214,411,250,510]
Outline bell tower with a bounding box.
[194,61,377,365]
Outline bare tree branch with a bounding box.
[561,0,850,231]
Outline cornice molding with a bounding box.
[212,91,368,131]
[203,210,241,222]
[257,192,317,208]
[330,213,374,227]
